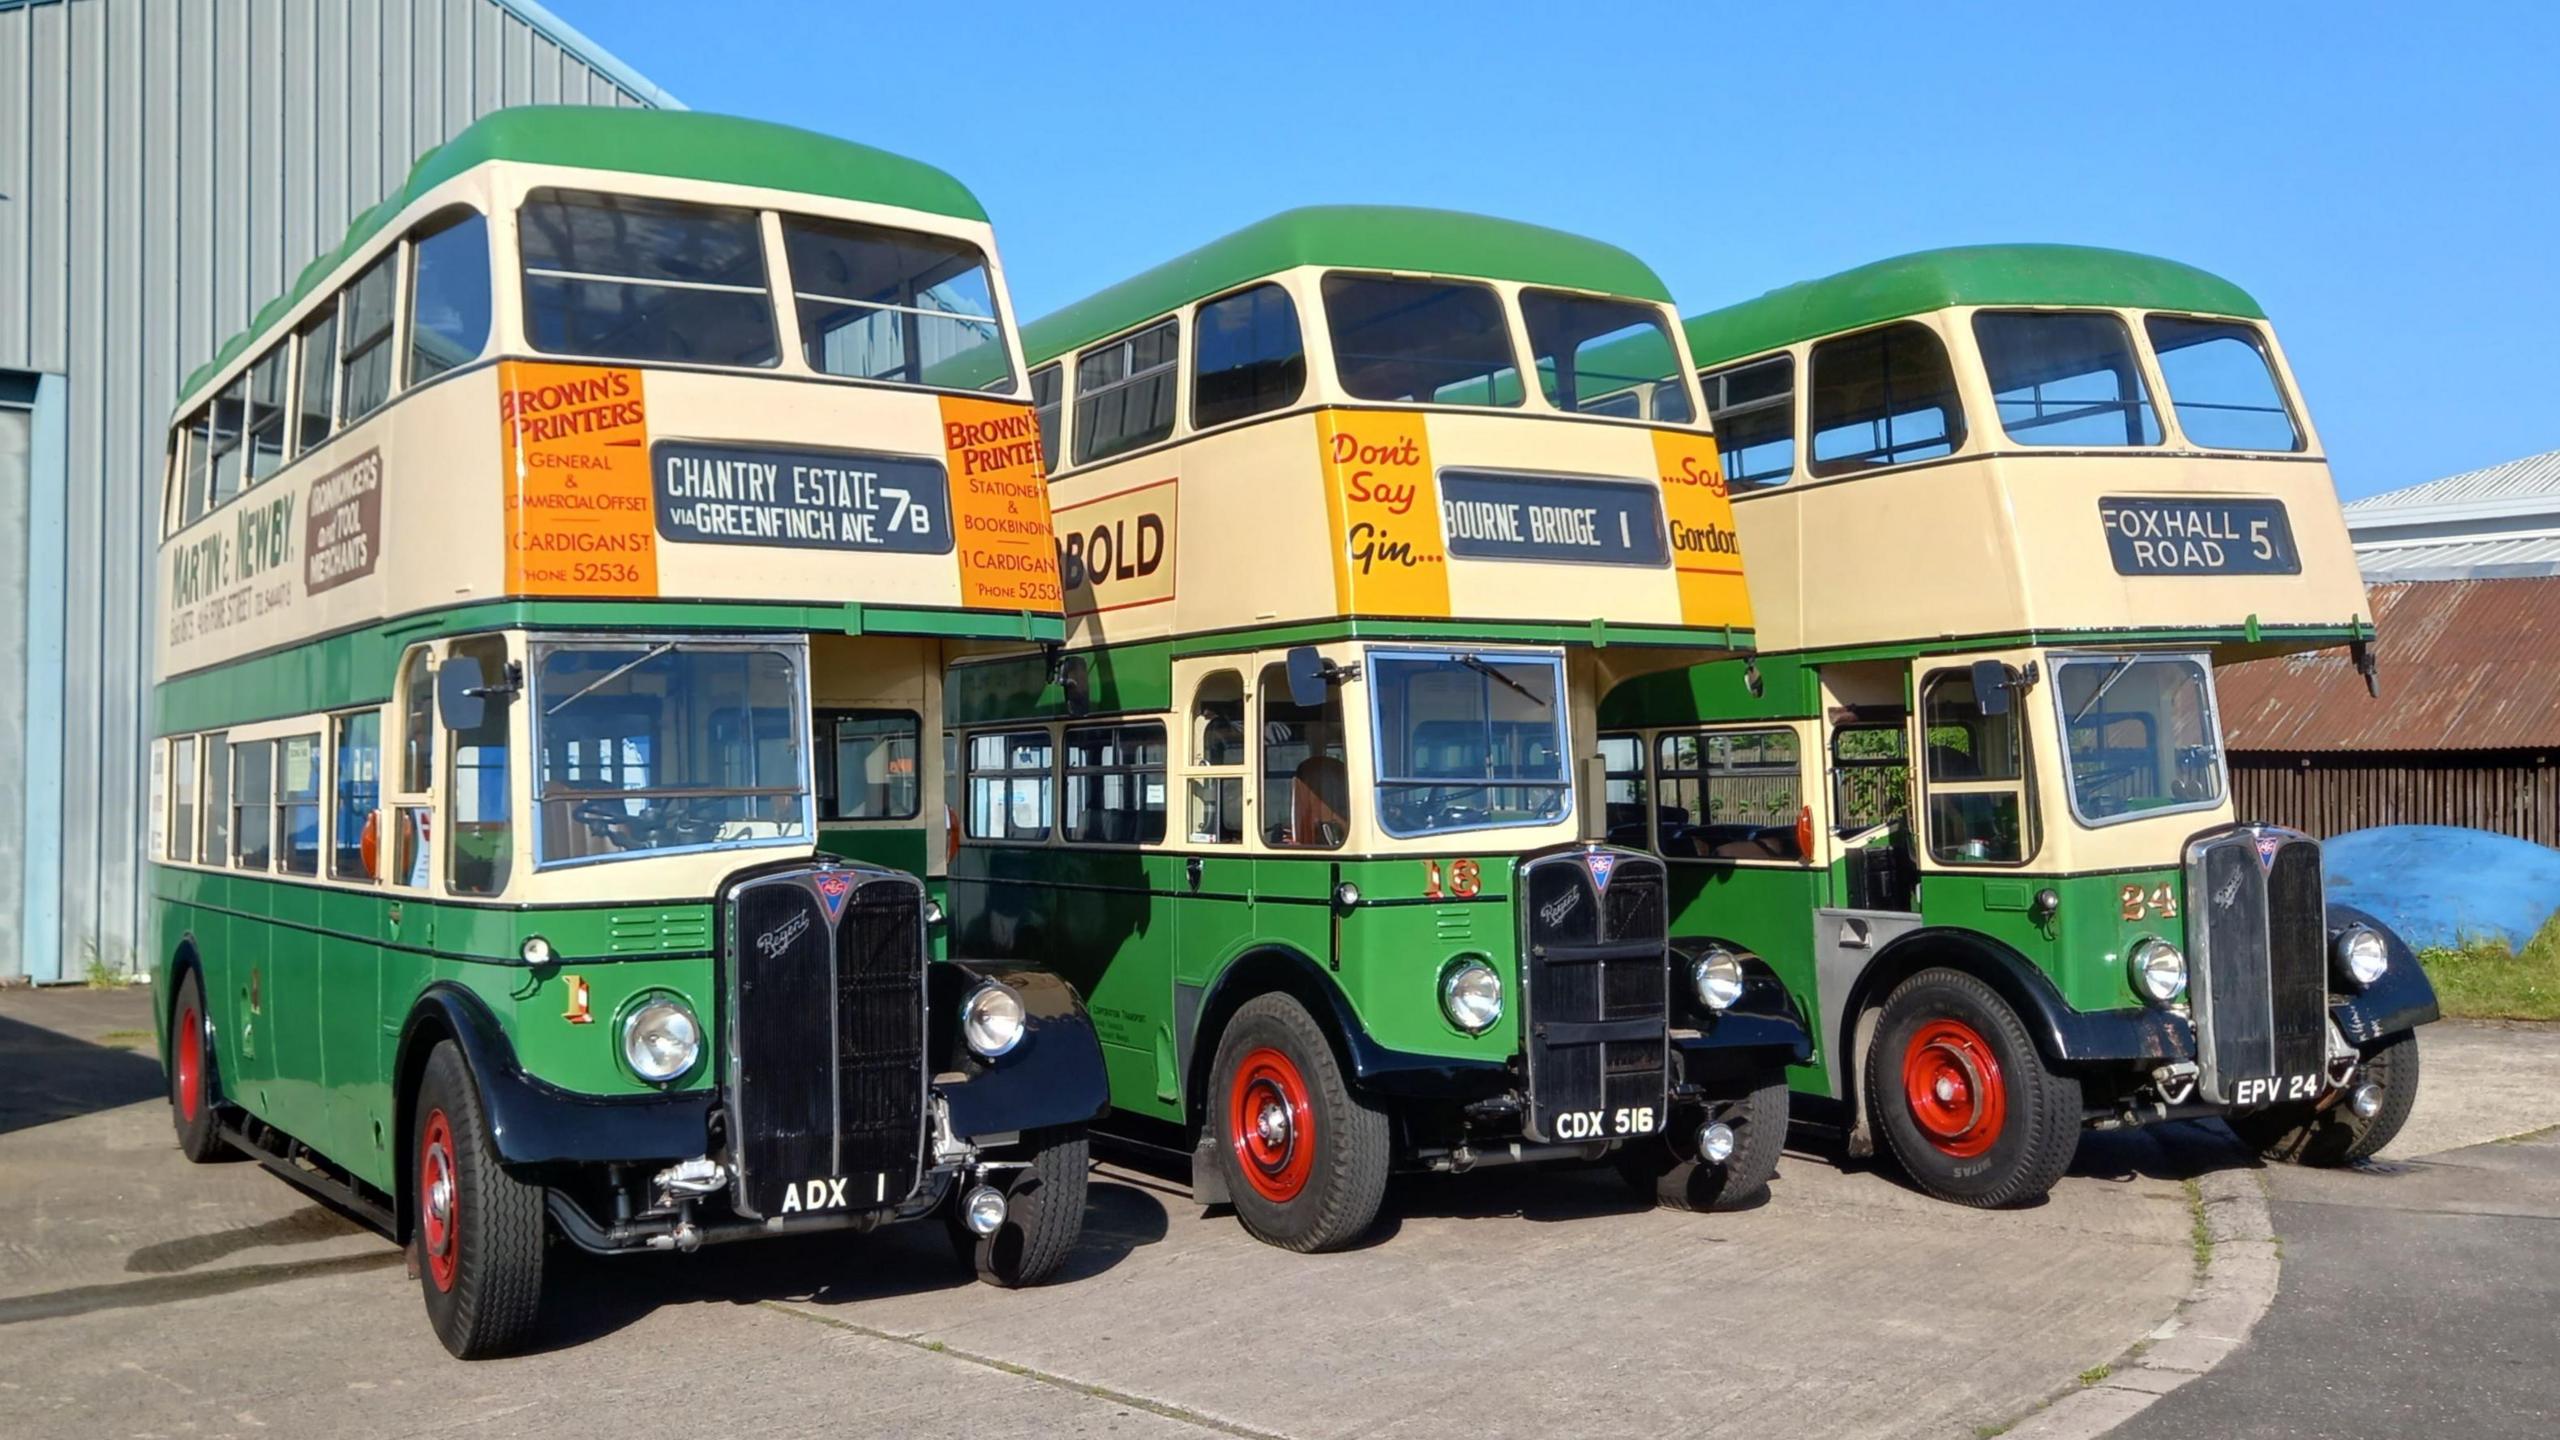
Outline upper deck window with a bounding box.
[244,344,290,483]
[1192,284,1305,429]
[293,305,337,453]
[1809,321,1965,477]
[1520,290,1695,423]
[206,375,247,509]
[338,250,401,424]
[1321,274,1521,407]
[1028,364,1063,473]
[1073,318,1179,465]
[1705,356,1795,490]
[2144,316,2302,452]
[520,189,778,368]
[782,216,1012,393]
[1973,311,2160,448]
[407,211,492,385]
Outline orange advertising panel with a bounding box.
[497,360,658,597]
[1650,429,1754,630]
[940,396,1064,613]
[1318,410,1450,618]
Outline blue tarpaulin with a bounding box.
[2323,826,2560,950]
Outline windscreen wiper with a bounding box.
[1458,653,1548,708]
[545,642,675,717]
[2069,657,2137,725]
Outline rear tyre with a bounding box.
[952,1126,1090,1288]
[1209,992,1391,1252]
[1616,1068,1791,1213]
[2226,1030,2420,1166]
[413,1041,548,1359]
[1867,968,2082,1208]
[167,969,233,1164]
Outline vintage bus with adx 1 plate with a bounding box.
[1595,245,2440,1208]
[943,206,1811,1252]
[145,105,1108,1358]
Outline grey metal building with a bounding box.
[0,0,675,981]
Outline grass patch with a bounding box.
[2078,1364,2113,1387]
[2185,1177,2214,1275]
[98,1029,151,1046]
[2418,911,2560,1021]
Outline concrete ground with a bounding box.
[4,988,2552,1440]
[2108,1105,2560,1438]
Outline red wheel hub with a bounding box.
[1228,1046,1315,1203]
[1902,1017,2008,1159]
[419,1109,460,1292]
[174,1006,203,1123]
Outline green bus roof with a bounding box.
[1682,244,2266,371]
[178,106,988,404]
[1020,205,1675,367]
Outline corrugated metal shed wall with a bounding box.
[0,0,668,980]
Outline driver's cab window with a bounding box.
[445,635,514,895]
[1921,669,2029,865]
[1258,661,1346,850]
[389,645,435,889]
[1188,669,1245,844]
[1598,734,1648,847]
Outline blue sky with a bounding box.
[558,1,2558,500]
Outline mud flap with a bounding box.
[1191,1131,1232,1207]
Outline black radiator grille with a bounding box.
[725,866,927,1218]
[1518,849,1669,1142]
[2266,841,2329,1080]
[2189,829,2331,1103]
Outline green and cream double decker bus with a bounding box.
[147,107,1109,1357]
[944,207,1810,1251]
[1599,245,2440,1207]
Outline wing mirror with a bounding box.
[1284,645,1359,709]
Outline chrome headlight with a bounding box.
[2129,938,2187,1004]
[962,983,1027,1058]
[2335,926,2389,988]
[621,995,702,1083]
[1440,960,1503,1034]
[1691,948,1746,1012]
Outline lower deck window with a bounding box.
[1655,728,1802,859]
[1064,722,1167,845]
[968,730,1054,841]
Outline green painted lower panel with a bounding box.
[945,844,1522,1122]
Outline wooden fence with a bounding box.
[2231,750,2559,846]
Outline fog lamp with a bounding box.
[962,984,1027,1058]
[622,996,702,1083]
[1441,960,1503,1034]
[521,935,557,966]
[2350,1081,2384,1119]
[962,1184,1008,1236]
[1698,1121,1737,1165]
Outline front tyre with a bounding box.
[413,1041,547,1359]
[2226,1030,2420,1166]
[1867,968,2081,1208]
[167,970,233,1163]
[1616,1069,1791,1212]
[1209,993,1390,1252]
[953,1126,1090,1288]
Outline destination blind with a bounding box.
[654,440,953,554]
[1438,470,1670,566]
